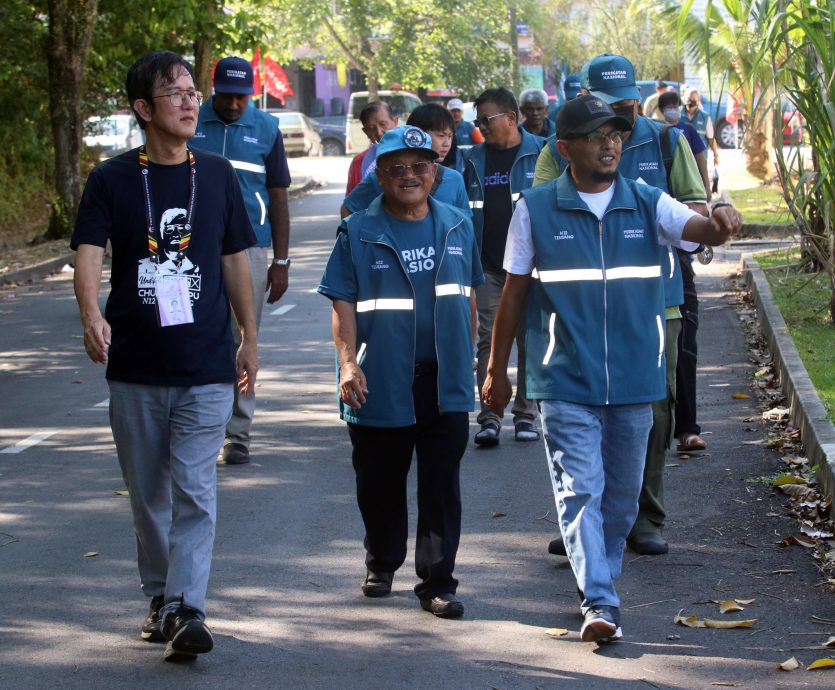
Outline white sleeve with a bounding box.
[503,197,536,275]
[656,192,700,252]
[705,116,715,140]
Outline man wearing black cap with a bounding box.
[482,95,742,643]
[191,56,292,465]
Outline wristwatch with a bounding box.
[272,257,292,268]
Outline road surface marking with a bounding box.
[1,431,57,454]
[271,304,296,316]
[95,399,109,408]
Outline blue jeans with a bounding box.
[540,400,653,612]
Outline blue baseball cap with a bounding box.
[563,73,582,100]
[375,126,438,161]
[213,56,254,95]
[581,54,641,104]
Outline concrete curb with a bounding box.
[0,177,321,286]
[742,256,835,516]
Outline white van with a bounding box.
[84,113,144,159]
[345,90,423,154]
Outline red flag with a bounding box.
[251,48,262,96]
[263,57,294,104]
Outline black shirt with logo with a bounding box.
[481,143,520,273]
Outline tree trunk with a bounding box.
[46,0,98,239]
[193,0,218,97]
[367,75,379,102]
[744,90,775,180]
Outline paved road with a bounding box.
[0,157,830,688]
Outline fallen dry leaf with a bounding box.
[545,628,569,637]
[710,683,738,687]
[807,658,835,670]
[776,657,800,671]
[779,534,817,548]
[491,511,506,518]
[113,490,129,496]
[704,618,757,629]
[83,551,98,558]
[720,600,744,614]
[823,636,835,648]
[732,393,752,399]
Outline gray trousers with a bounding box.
[475,270,537,426]
[226,245,268,448]
[109,381,233,617]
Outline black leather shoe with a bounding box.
[420,594,464,618]
[219,442,249,465]
[627,531,668,555]
[361,570,393,597]
[140,594,165,643]
[161,600,213,662]
[548,535,567,556]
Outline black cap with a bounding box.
[557,94,633,139]
[655,79,666,90]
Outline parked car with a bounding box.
[267,110,322,157]
[313,118,346,156]
[345,90,423,154]
[83,113,144,159]
[782,100,805,146]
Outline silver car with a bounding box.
[268,111,322,157]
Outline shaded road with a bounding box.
[0,156,830,688]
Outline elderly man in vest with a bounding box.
[482,95,741,643]
[319,126,483,619]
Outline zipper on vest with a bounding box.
[222,125,228,157]
[598,218,610,404]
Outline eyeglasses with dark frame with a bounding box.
[474,112,510,128]
[152,90,204,107]
[567,130,624,145]
[381,161,435,179]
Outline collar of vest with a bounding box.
[621,115,659,152]
[200,98,257,127]
[553,171,639,213]
[353,196,465,245]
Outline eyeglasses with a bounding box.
[153,90,203,107]
[382,161,435,179]
[569,130,624,145]
[474,112,510,128]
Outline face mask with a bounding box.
[663,107,680,123]
[612,104,635,126]
[686,100,698,108]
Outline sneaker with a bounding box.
[474,422,500,447]
[514,421,540,442]
[420,594,464,618]
[161,600,214,662]
[547,535,567,556]
[580,606,618,643]
[219,442,249,465]
[140,595,165,643]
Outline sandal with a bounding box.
[677,433,707,452]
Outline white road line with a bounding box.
[95,399,109,408]
[1,431,57,454]
[270,304,296,316]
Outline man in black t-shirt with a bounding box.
[71,51,257,663]
[462,87,545,447]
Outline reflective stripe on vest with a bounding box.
[230,160,267,174]
[356,298,414,312]
[435,283,471,297]
[511,192,521,201]
[533,265,661,282]
[469,200,484,209]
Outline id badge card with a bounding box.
[155,275,194,327]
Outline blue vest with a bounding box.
[463,127,545,255]
[320,197,481,427]
[455,121,479,146]
[521,172,667,406]
[546,116,685,307]
[191,99,280,247]
[681,107,711,149]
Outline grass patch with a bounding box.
[730,184,793,226]
[755,248,835,423]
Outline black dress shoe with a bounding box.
[361,570,393,597]
[219,442,250,465]
[627,531,668,555]
[420,594,464,618]
[548,535,567,556]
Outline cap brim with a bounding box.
[587,86,641,104]
[377,147,439,161]
[567,114,633,136]
[214,85,254,95]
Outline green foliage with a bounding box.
[756,248,835,421]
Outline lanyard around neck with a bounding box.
[139,146,197,268]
